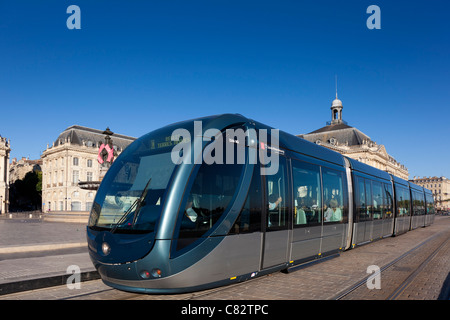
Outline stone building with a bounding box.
[9,157,42,184]
[298,93,409,180]
[410,176,450,212]
[0,136,11,214]
[41,125,135,212]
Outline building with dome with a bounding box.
[298,92,409,180]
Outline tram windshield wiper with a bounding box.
[131,178,152,228]
[110,178,152,233]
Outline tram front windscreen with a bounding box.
[88,127,184,234]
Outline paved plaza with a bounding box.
[0,213,449,300]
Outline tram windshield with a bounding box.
[88,126,184,233]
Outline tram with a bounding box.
[87,114,435,293]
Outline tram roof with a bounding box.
[409,181,425,192]
[391,174,410,187]
[194,113,347,167]
[345,157,391,181]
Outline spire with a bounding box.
[335,74,338,99]
[331,76,343,124]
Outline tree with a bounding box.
[9,171,42,211]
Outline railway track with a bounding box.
[63,276,249,300]
[3,217,449,300]
[68,228,449,301]
[334,229,450,300]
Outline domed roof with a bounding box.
[332,98,343,108]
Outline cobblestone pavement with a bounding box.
[395,238,449,300]
[0,215,86,247]
[337,227,450,300]
[1,216,449,300]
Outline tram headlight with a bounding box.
[101,242,111,256]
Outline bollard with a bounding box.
[9,213,12,219]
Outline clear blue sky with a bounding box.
[1,0,449,179]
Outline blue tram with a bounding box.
[86,114,435,293]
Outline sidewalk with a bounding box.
[0,214,98,295]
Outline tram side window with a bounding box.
[356,177,365,222]
[356,177,371,222]
[396,186,410,216]
[323,168,345,223]
[372,181,383,220]
[265,157,288,230]
[384,183,394,219]
[412,191,425,216]
[426,194,435,215]
[418,193,425,215]
[292,161,321,226]
[230,164,262,234]
[365,179,373,220]
[177,160,243,250]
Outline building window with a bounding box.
[71,201,81,211]
[73,157,79,166]
[87,172,93,181]
[87,159,93,167]
[73,170,79,184]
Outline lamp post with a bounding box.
[78,127,116,191]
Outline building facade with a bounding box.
[9,157,42,184]
[0,136,11,214]
[41,125,135,212]
[409,176,450,212]
[298,94,409,180]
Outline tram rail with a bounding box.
[334,229,450,300]
[4,216,448,301]
[64,228,450,301]
[63,277,249,300]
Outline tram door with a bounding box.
[355,177,373,244]
[261,157,290,269]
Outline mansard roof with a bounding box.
[53,125,136,151]
[298,123,372,147]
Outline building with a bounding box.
[41,125,135,212]
[0,136,11,214]
[9,157,42,184]
[410,176,450,212]
[298,93,409,180]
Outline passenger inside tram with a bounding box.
[324,199,342,222]
[294,186,309,225]
[268,194,283,211]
